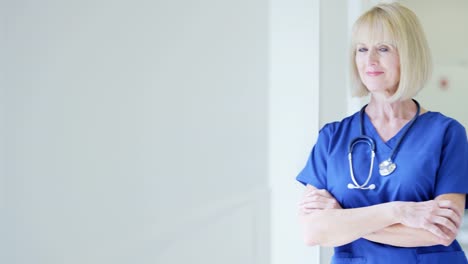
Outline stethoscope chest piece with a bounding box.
[347,99,420,190]
[379,158,396,176]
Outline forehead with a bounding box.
[352,15,397,47]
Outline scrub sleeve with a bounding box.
[434,121,468,208]
[296,124,334,190]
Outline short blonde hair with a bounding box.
[349,3,432,102]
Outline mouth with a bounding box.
[366,71,384,77]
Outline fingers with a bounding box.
[438,224,457,238]
[425,201,461,234]
[433,200,462,232]
[305,189,335,199]
[300,202,336,214]
[400,200,462,241]
[299,195,337,209]
[437,208,461,228]
[429,223,456,246]
[437,225,457,246]
[301,194,333,204]
[431,215,458,234]
[301,189,334,205]
[313,189,334,198]
[299,189,340,212]
[438,200,463,218]
[300,200,337,209]
[424,223,451,241]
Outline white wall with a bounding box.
[268,1,365,263]
[319,1,348,125]
[400,0,468,66]
[0,0,6,259]
[269,0,321,263]
[401,0,468,128]
[4,1,269,263]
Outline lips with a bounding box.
[366,71,384,76]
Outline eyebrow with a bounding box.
[356,42,392,46]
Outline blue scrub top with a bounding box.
[297,110,468,264]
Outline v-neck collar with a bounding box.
[362,112,415,150]
[361,110,432,151]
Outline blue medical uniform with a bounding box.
[297,110,468,264]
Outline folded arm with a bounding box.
[299,185,463,247]
[364,223,446,247]
[299,197,399,247]
[363,193,465,247]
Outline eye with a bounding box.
[378,47,389,52]
[357,47,368,52]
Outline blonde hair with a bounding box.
[349,3,432,102]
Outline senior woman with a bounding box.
[297,3,468,264]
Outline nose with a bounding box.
[367,49,379,66]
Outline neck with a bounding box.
[366,97,417,121]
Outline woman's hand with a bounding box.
[397,200,462,243]
[299,189,342,215]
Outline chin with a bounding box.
[364,83,397,94]
[365,86,386,93]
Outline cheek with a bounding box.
[390,62,400,79]
[355,55,363,65]
[355,57,365,73]
[391,57,401,76]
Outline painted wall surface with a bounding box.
[319,0,349,126]
[3,1,269,263]
[270,0,321,263]
[401,0,468,128]
[0,0,6,258]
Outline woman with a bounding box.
[297,3,468,263]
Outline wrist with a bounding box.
[390,201,404,224]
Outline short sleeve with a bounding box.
[296,124,334,189]
[434,121,468,208]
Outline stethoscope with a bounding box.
[347,100,420,190]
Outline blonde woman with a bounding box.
[297,3,468,263]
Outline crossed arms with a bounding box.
[298,184,465,247]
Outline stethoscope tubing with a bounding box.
[347,100,420,190]
[347,137,376,190]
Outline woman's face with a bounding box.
[355,42,400,96]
